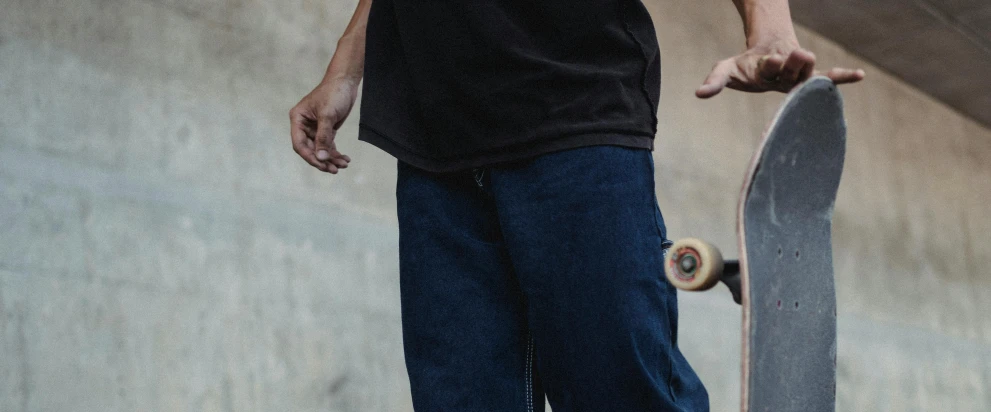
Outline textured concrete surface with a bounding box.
[791,0,991,128]
[1,0,989,411]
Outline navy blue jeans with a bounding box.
[396,146,708,411]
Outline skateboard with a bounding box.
[664,76,846,412]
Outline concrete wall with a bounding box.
[0,0,988,411]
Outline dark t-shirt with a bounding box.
[358,0,661,172]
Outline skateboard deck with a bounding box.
[664,76,846,412]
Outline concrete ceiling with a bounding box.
[791,0,991,128]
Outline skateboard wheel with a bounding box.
[664,238,724,291]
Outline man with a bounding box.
[289,0,864,410]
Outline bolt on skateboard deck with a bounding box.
[664,76,846,412]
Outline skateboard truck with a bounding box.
[665,238,742,305]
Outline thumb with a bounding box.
[314,117,337,162]
[696,59,734,99]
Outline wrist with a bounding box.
[738,0,798,50]
[321,73,362,93]
[746,34,799,54]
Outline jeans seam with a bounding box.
[646,153,678,400]
[525,335,534,412]
[646,155,667,243]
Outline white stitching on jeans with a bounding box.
[473,168,485,188]
[525,336,533,412]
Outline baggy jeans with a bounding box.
[396,145,709,411]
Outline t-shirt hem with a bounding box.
[358,124,654,173]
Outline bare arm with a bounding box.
[326,0,371,84]
[731,0,797,48]
[696,0,864,98]
[289,0,372,173]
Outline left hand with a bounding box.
[695,40,865,98]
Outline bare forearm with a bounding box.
[731,0,798,48]
[325,0,372,83]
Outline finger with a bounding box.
[757,54,785,85]
[780,49,815,85]
[329,149,350,162]
[824,68,866,84]
[314,117,337,162]
[696,59,735,99]
[328,150,350,168]
[290,116,328,171]
[797,53,816,84]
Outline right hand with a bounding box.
[289,78,359,174]
[695,39,865,99]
